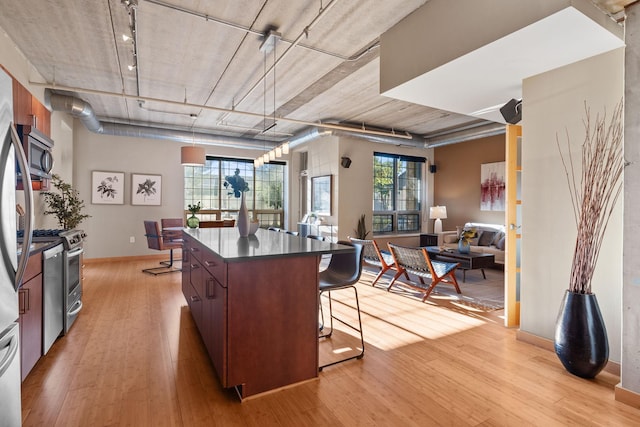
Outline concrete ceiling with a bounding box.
[0,0,631,148]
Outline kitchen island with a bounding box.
[181,227,353,399]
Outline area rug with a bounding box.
[359,266,505,311]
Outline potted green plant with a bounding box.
[354,214,369,240]
[42,174,90,229]
[186,201,201,228]
[554,100,624,378]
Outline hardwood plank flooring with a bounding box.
[21,259,640,426]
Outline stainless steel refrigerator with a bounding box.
[0,69,34,427]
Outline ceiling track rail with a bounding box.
[144,0,353,61]
[216,0,342,124]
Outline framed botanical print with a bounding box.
[131,173,162,206]
[91,171,125,204]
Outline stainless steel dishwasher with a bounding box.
[42,243,64,354]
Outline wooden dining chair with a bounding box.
[199,220,223,228]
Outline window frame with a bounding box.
[372,152,425,235]
[184,157,286,228]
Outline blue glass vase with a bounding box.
[458,239,470,254]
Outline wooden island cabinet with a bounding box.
[181,228,352,399]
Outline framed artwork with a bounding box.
[91,171,125,204]
[131,173,162,206]
[480,161,506,211]
[311,175,332,215]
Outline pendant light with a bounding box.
[181,131,205,165]
[181,146,205,166]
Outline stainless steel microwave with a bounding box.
[16,124,54,179]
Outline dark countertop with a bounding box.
[184,227,353,262]
[17,239,63,257]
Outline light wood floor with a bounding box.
[21,259,640,426]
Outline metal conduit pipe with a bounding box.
[49,93,272,151]
[424,122,506,148]
[288,126,425,150]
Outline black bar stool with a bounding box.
[318,241,364,370]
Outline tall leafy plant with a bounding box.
[42,174,90,229]
[354,214,370,240]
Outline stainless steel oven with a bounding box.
[16,229,85,335]
[60,230,84,335]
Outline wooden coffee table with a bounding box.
[425,246,495,282]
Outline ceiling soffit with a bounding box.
[380,0,625,124]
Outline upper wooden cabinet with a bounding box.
[12,78,51,137]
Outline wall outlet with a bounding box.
[129,236,135,243]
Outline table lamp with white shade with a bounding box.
[429,206,447,234]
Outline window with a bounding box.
[184,157,285,228]
[373,152,424,234]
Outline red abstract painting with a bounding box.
[480,162,505,211]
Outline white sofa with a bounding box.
[439,222,506,265]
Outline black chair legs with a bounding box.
[142,248,181,275]
[318,286,365,371]
[317,241,365,370]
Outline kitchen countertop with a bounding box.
[183,227,353,262]
[17,239,63,257]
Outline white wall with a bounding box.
[520,48,624,362]
[72,124,268,259]
[291,133,434,241]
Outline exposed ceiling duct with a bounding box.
[287,125,428,150]
[49,91,505,152]
[49,91,429,150]
[49,92,273,151]
[288,122,506,150]
[423,122,506,148]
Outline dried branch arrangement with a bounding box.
[557,100,624,294]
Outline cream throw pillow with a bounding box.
[444,234,458,244]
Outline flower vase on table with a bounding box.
[187,201,201,228]
[237,192,250,237]
[224,168,251,238]
[187,214,199,229]
[457,227,477,254]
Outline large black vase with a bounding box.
[554,290,609,378]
